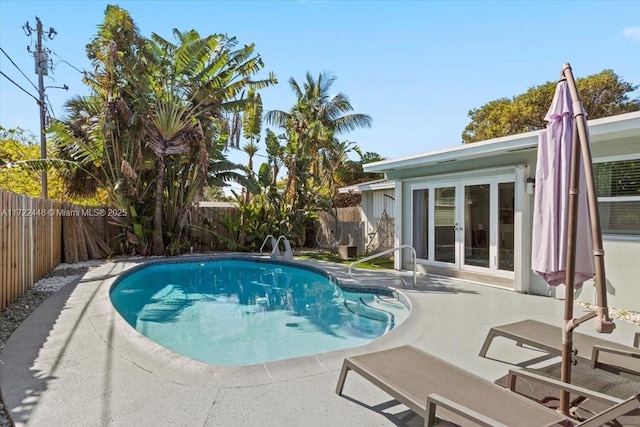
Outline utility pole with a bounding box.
[35,17,47,199]
[24,17,57,199]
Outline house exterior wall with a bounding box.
[361,189,395,252]
[395,165,640,311]
[535,237,640,312]
[378,113,640,311]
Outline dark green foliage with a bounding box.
[462,69,640,143]
[48,5,276,255]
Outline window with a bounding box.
[594,157,640,235]
[498,182,514,271]
[412,189,429,258]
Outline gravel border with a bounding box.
[0,260,638,426]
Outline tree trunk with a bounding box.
[152,155,165,255]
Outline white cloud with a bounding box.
[622,27,640,41]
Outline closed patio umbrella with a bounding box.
[531,63,615,415]
[531,77,594,287]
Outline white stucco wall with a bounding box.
[529,237,640,312]
[577,237,640,312]
[361,189,395,236]
[368,113,639,309]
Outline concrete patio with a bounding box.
[1,257,638,426]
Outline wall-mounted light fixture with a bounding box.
[526,177,535,195]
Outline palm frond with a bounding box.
[333,114,373,133]
[264,110,290,127]
[1,157,78,171]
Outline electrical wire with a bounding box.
[50,50,85,74]
[0,46,38,91]
[0,44,66,120]
[45,94,56,119]
[0,70,39,103]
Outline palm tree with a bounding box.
[265,71,372,211]
[264,129,284,188]
[241,87,263,199]
[49,6,276,255]
[145,97,203,255]
[51,5,155,253]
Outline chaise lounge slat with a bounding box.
[479,319,640,377]
[335,345,568,426]
[336,345,640,426]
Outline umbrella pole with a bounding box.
[560,117,581,416]
[562,64,614,334]
[558,63,616,416]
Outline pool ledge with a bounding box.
[84,258,420,388]
[9,255,634,426]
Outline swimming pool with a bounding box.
[110,257,409,366]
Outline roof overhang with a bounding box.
[338,179,395,194]
[195,201,239,208]
[363,112,640,176]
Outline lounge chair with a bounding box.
[479,319,640,378]
[507,368,640,426]
[335,345,640,426]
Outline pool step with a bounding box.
[343,300,390,322]
[374,295,405,307]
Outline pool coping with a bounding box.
[7,256,637,426]
[88,256,421,388]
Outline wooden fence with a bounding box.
[60,202,123,263]
[316,208,366,255]
[0,190,369,312]
[1,190,63,311]
[189,206,367,253]
[335,206,362,222]
[189,206,239,252]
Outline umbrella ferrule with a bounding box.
[564,318,577,333]
[595,307,616,333]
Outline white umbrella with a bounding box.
[532,79,594,287]
[531,63,615,415]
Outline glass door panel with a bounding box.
[498,183,515,271]
[463,184,490,268]
[434,187,456,263]
[412,189,429,259]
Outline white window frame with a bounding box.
[593,154,640,237]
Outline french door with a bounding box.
[411,177,514,276]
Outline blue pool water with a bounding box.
[110,258,409,366]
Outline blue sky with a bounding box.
[1,0,639,192]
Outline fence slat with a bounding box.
[1,191,7,310]
[2,189,387,314]
[0,190,62,311]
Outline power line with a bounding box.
[0,70,39,103]
[0,46,38,91]
[45,94,56,119]
[50,50,85,74]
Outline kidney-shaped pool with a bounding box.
[110,257,410,366]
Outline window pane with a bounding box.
[464,184,490,268]
[594,160,640,197]
[434,187,456,263]
[599,200,640,235]
[412,190,429,259]
[594,159,640,235]
[498,183,515,271]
